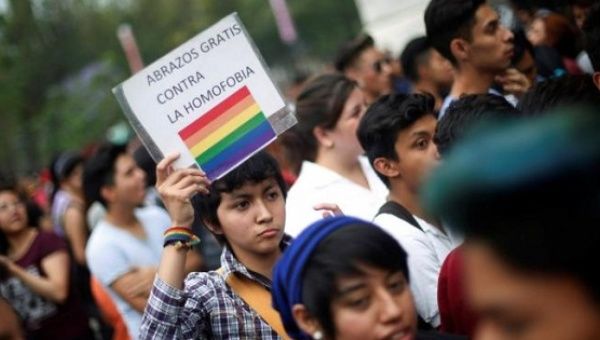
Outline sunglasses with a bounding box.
[372,57,392,73]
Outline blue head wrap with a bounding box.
[272,215,372,339]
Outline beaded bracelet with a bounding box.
[163,226,201,249]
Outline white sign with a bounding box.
[113,13,295,180]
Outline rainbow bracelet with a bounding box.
[163,226,201,249]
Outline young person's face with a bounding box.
[467,4,514,73]
[527,18,546,46]
[351,47,393,101]
[464,242,600,340]
[393,115,440,192]
[572,5,590,30]
[0,191,28,235]
[104,154,146,208]
[215,178,285,257]
[331,265,417,340]
[423,49,454,88]
[64,163,84,192]
[328,88,367,160]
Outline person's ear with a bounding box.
[345,66,363,86]
[313,126,334,149]
[449,38,469,63]
[292,304,324,339]
[203,219,224,236]
[100,185,115,205]
[593,72,600,91]
[373,157,401,179]
[417,61,431,83]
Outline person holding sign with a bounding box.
[140,151,291,339]
[283,74,388,237]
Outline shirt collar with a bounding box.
[219,234,293,289]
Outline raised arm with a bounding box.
[154,153,210,289]
[140,153,210,339]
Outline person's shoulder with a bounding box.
[86,220,122,254]
[35,230,68,254]
[373,213,424,237]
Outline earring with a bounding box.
[313,330,323,340]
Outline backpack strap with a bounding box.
[376,201,423,232]
[376,202,435,331]
[217,268,290,339]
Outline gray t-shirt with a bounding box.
[86,205,170,339]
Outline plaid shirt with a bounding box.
[140,237,291,339]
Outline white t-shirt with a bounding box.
[285,156,388,237]
[373,212,461,327]
[85,205,170,339]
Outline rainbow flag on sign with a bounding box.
[178,86,276,180]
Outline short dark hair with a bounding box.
[49,151,84,202]
[424,110,600,305]
[333,34,375,72]
[0,175,17,194]
[517,74,600,115]
[400,36,432,82]
[302,223,409,338]
[583,2,600,72]
[82,143,127,208]
[435,94,521,156]
[357,93,436,187]
[425,0,486,65]
[192,151,287,245]
[281,73,357,165]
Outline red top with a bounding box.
[438,246,477,337]
[0,231,88,339]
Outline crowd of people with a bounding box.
[1,0,600,339]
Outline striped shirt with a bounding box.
[140,237,290,339]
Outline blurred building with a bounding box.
[353,0,427,55]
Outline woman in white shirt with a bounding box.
[283,73,388,236]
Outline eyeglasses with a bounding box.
[372,57,392,73]
[0,201,24,213]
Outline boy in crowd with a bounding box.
[433,93,520,336]
[357,93,460,328]
[424,0,529,117]
[83,143,201,339]
[582,2,600,89]
[424,110,600,339]
[435,93,520,156]
[140,151,291,339]
[334,33,393,104]
[517,74,600,115]
[400,36,454,112]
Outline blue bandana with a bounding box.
[272,216,372,339]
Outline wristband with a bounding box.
[163,226,201,249]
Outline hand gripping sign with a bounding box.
[113,13,296,180]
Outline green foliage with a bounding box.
[0,0,361,175]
